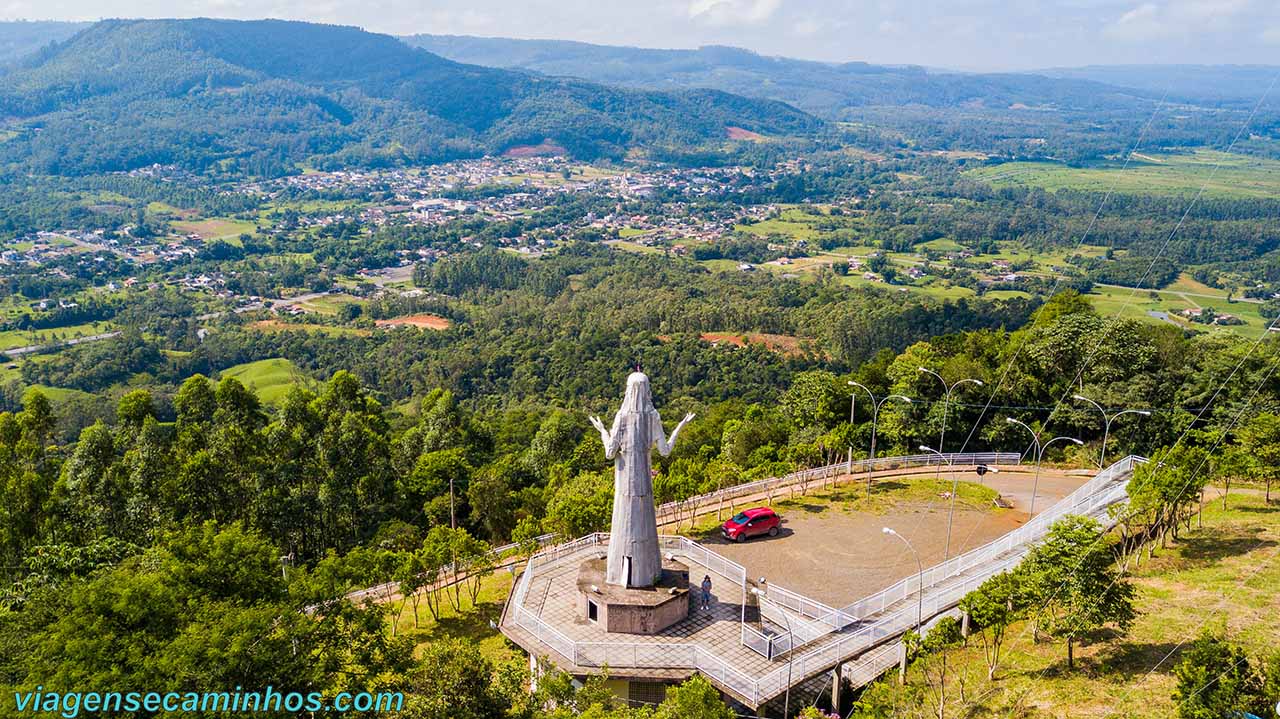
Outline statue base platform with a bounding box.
[576,557,690,635]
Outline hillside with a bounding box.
[0,20,87,65]
[1039,64,1280,104]
[403,35,1280,163]
[858,488,1280,717]
[0,19,819,175]
[403,35,1154,118]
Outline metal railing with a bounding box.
[503,454,1143,707]
[507,533,762,702]
[654,452,1021,525]
[753,455,1145,696]
[342,532,557,605]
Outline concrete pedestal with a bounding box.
[577,557,690,635]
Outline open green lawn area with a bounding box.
[171,217,257,243]
[384,571,518,665]
[1087,283,1264,337]
[0,321,115,351]
[984,289,1034,300]
[0,361,21,382]
[29,384,97,403]
[609,239,662,254]
[680,478,999,539]
[870,489,1280,717]
[700,258,746,272]
[917,238,965,252]
[966,149,1280,199]
[735,207,830,240]
[218,358,309,405]
[298,293,365,315]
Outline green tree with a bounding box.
[653,675,734,719]
[1021,515,1136,669]
[779,370,842,431]
[959,570,1022,680]
[543,471,612,539]
[1238,412,1280,503]
[398,640,511,719]
[1172,628,1265,719]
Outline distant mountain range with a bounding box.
[403,35,1158,118]
[406,35,1280,116]
[0,19,818,175]
[0,20,87,65]
[1036,65,1280,104]
[0,20,1275,176]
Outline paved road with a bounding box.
[4,330,122,357]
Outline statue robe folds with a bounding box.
[591,372,693,588]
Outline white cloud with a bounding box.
[1105,0,1260,40]
[4,0,1280,70]
[877,19,904,36]
[791,16,820,36]
[687,0,782,26]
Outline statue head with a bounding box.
[620,371,654,415]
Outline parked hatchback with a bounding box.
[721,507,781,542]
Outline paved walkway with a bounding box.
[502,458,1142,709]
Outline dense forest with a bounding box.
[5,286,1280,716]
[0,19,819,176]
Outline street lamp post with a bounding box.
[849,382,912,496]
[920,445,963,560]
[751,586,792,717]
[882,526,923,635]
[917,368,983,454]
[1071,394,1151,469]
[1005,418,1083,517]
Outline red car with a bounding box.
[721,507,781,542]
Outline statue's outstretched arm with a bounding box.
[655,412,695,457]
[589,415,622,459]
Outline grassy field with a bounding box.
[864,489,1280,717]
[171,217,257,243]
[28,384,97,403]
[966,149,1280,199]
[680,477,1000,539]
[296,293,365,315]
[1088,280,1265,338]
[735,207,830,240]
[0,321,114,351]
[219,358,309,405]
[383,570,518,664]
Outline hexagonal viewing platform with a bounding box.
[502,533,778,707]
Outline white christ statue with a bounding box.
[589,371,694,588]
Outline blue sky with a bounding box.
[8,0,1280,70]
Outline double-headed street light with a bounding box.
[849,382,912,495]
[848,382,913,463]
[1072,394,1151,469]
[750,585,793,717]
[1005,418,1083,517]
[917,368,983,454]
[920,445,962,561]
[882,526,923,635]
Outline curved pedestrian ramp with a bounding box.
[501,455,1145,711]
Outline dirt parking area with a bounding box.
[696,466,1090,606]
